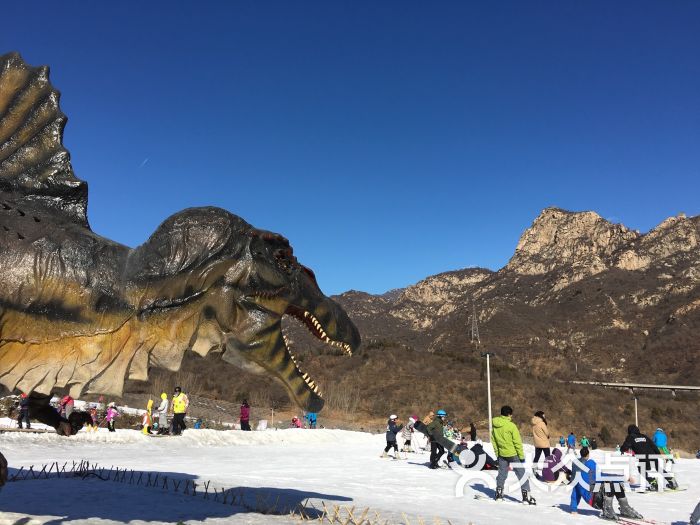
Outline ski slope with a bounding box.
[1,426,698,524]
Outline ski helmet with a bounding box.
[389,414,397,420]
[436,409,447,417]
[161,393,167,399]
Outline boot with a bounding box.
[600,495,618,521]
[618,497,643,519]
[380,451,388,458]
[521,489,536,505]
[494,487,504,501]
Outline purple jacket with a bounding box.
[541,448,570,482]
[240,404,250,421]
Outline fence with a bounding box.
[7,460,474,525]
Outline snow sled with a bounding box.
[453,443,498,470]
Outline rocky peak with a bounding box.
[506,207,638,276]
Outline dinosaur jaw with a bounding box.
[274,305,358,412]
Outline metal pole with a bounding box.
[271,407,274,429]
[486,354,493,442]
[634,397,638,427]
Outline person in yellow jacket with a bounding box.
[491,405,536,505]
[141,399,153,435]
[171,386,189,435]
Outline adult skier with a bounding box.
[426,409,447,469]
[621,424,678,490]
[492,405,535,504]
[569,447,643,520]
[567,432,576,451]
[240,400,251,431]
[381,415,402,459]
[653,427,670,455]
[531,411,550,469]
[171,386,189,435]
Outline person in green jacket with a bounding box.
[426,409,447,469]
[580,435,590,448]
[492,405,536,504]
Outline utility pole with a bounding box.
[481,352,495,442]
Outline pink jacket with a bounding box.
[240,404,250,421]
[105,407,119,422]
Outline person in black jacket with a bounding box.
[381,415,403,459]
[16,393,30,429]
[621,424,678,490]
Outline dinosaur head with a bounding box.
[219,227,360,413]
[130,208,360,413]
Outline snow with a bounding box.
[1,427,698,524]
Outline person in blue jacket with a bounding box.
[570,447,596,514]
[570,447,643,520]
[653,427,670,455]
[567,432,576,450]
[305,412,317,429]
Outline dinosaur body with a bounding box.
[0,52,360,436]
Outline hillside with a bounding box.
[126,208,700,450]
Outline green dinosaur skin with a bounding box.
[0,52,360,437]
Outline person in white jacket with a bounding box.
[155,392,169,434]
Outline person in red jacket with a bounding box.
[59,395,74,419]
[240,400,251,431]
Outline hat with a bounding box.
[389,414,397,420]
[20,393,27,398]
[161,393,167,399]
[174,386,182,393]
[436,409,447,417]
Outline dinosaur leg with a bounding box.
[28,393,72,435]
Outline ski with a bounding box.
[635,486,687,495]
[473,494,536,506]
[615,518,667,525]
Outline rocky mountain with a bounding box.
[317,207,700,383]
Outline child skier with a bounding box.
[16,393,30,429]
[155,392,169,434]
[401,416,416,452]
[381,415,403,459]
[88,405,98,432]
[105,403,119,432]
[141,399,153,434]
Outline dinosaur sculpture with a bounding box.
[0,52,360,440]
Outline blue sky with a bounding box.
[3,2,699,295]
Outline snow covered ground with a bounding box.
[1,425,698,524]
